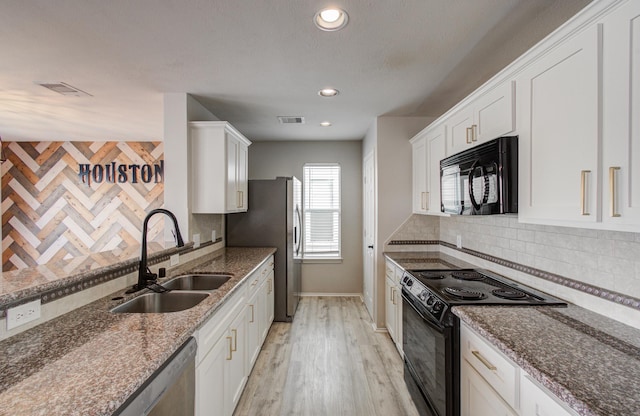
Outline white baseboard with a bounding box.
[371,322,388,333]
[299,292,362,298]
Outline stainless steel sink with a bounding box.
[111,292,209,313]
[161,274,232,291]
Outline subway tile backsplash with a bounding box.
[389,214,640,329]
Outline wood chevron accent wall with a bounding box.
[1,141,164,272]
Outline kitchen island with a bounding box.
[0,246,275,415]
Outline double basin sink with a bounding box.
[111,274,232,314]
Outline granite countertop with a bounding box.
[383,251,476,270]
[0,246,276,416]
[454,305,640,416]
[385,250,640,415]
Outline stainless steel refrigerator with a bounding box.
[225,177,302,322]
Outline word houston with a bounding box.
[79,161,164,185]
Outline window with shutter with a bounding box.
[303,164,341,257]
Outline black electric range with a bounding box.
[400,268,566,416]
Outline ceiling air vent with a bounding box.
[277,116,305,124]
[36,82,92,97]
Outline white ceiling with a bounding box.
[0,0,590,142]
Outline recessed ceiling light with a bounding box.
[314,8,349,31]
[318,88,339,97]
[320,121,332,127]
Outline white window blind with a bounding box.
[303,164,341,257]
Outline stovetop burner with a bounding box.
[492,288,527,299]
[414,271,446,280]
[443,287,486,300]
[451,271,485,281]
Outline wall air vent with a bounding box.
[36,82,92,97]
[277,116,305,124]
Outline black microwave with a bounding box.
[440,136,517,215]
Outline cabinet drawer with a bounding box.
[385,260,395,279]
[247,255,274,298]
[196,287,245,364]
[461,323,519,410]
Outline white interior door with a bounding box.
[363,151,375,319]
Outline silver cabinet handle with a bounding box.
[471,124,478,142]
[471,350,497,371]
[580,170,591,216]
[609,167,621,217]
[425,192,429,211]
[466,127,472,144]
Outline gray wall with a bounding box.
[362,116,433,327]
[249,140,363,294]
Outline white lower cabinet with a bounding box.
[196,297,246,416]
[384,259,403,355]
[460,323,577,416]
[195,255,274,416]
[520,372,576,416]
[461,359,517,416]
[262,270,274,342]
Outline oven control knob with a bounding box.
[418,290,427,301]
[426,296,435,306]
[406,279,413,287]
[432,302,443,312]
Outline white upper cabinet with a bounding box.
[516,0,640,231]
[411,123,448,216]
[427,125,447,214]
[411,135,428,214]
[601,0,640,228]
[516,24,601,225]
[447,81,515,156]
[190,121,251,214]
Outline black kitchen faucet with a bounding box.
[129,208,185,292]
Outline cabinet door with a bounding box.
[517,24,601,223]
[426,125,446,214]
[602,0,640,228]
[265,270,274,330]
[226,134,240,212]
[461,359,518,416]
[258,277,270,342]
[246,288,261,371]
[521,373,575,416]
[237,143,248,210]
[474,81,515,143]
[412,136,428,214]
[196,332,229,416]
[385,277,397,343]
[226,308,247,414]
[447,107,475,156]
[394,283,403,355]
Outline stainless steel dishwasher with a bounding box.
[114,337,197,416]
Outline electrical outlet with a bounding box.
[456,235,462,249]
[7,299,41,330]
[193,233,200,249]
[170,254,180,266]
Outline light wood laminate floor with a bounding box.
[234,296,419,416]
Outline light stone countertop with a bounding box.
[385,251,640,416]
[0,246,276,416]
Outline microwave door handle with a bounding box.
[468,162,484,210]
